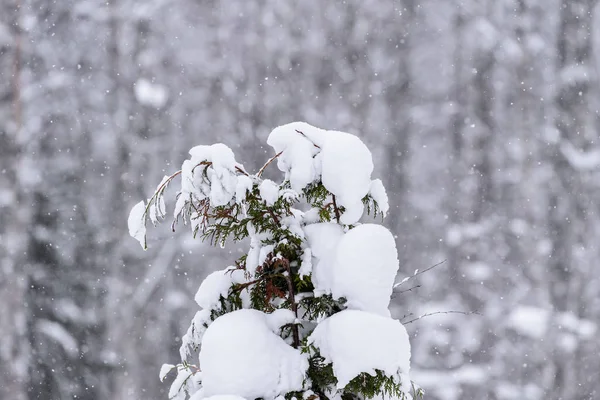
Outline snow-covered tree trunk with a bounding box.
[129,122,420,400]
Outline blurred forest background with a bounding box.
[1,0,600,399]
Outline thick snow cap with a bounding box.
[199,309,307,399]
[304,223,399,316]
[308,309,411,390]
[266,122,377,225]
[331,224,400,316]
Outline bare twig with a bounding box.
[143,170,182,216]
[391,285,421,298]
[393,259,447,289]
[399,312,414,321]
[402,310,481,325]
[267,208,280,225]
[257,151,283,177]
[235,165,250,176]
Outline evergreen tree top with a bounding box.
[129,122,421,400]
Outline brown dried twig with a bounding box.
[258,151,283,177]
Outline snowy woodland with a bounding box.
[1,0,600,399]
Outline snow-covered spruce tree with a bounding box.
[128,122,422,400]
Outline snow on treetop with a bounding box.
[267,122,324,192]
[308,309,411,390]
[267,122,376,224]
[319,130,373,224]
[199,309,307,399]
[128,122,417,400]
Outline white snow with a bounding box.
[199,309,308,399]
[35,319,79,358]
[169,366,201,400]
[320,131,373,225]
[331,224,399,316]
[194,268,248,310]
[368,179,390,216]
[267,122,377,225]
[245,225,273,275]
[303,223,345,297]
[299,248,312,277]
[560,139,600,171]
[134,78,168,108]
[308,310,411,390]
[304,223,399,316]
[159,364,176,382]
[507,306,549,339]
[180,309,211,361]
[267,122,324,192]
[507,305,598,339]
[559,64,591,87]
[259,179,280,206]
[235,175,254,203]
[180,143,245,208]
[128,200,147,249]
[192,396,247,400]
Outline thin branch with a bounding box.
[331,194,341,223]
[402,310,481,325]
[399,312,414,321]
[257,151,283,177]
[295,129,321,148]
[267,208,280,225]
[143,170,182,216]
[391,285,421,298]
[235,165,250,176]
[393,259,447,289]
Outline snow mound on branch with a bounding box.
[235,175,254,203]
[368,179,390,216]
[169,366,201,400]
[267,122,377,224]
[179,143,245,210]
[194,268,249,310]
[180,309,211,361]
[331,224,399,316]
[304,223,345,296]
[304,223,399,316]
[267,122,324,192]
[128,200,147,249]
[199,309,308,399]
[308,310,411,390]
[320,131,373,224]
[259,179,280,206]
